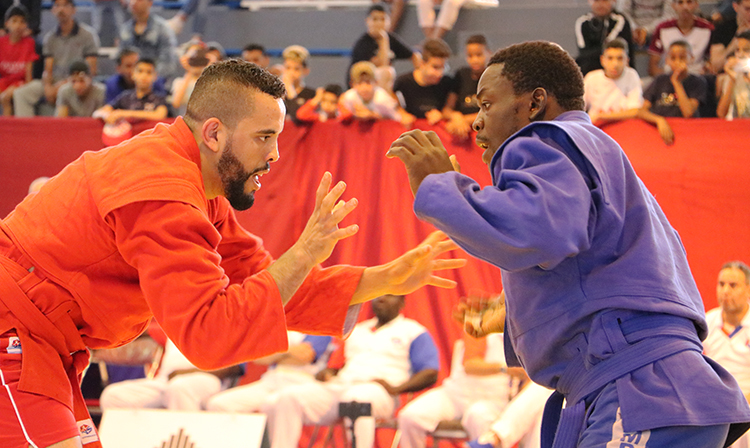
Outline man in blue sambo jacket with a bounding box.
[387,40,750,448]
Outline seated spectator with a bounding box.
[205,41,226,63]
[703,261,750,448]
[281,45,316,123]
[100,338,243,411]
[94,58,168,125]
[418,0,467,39]
[584,38,644,124]
[55,60,105,117]
[90,0,126,45]
[339,62,401,122]
[638,40,707,143]
[296,84,344,123]
[447,34,491,138]
[263,294,439,448]
[350,4,420,91]
[467,381,553,448]
[393,38,457,127]
[709,0,750,73]
[205,331,333,412]
[13,0,99,117]
[617,0,676,46]
[105,48,167,104]
[398,332,514,448]
[119,0,178,80]
[575,0,636,76]
[242,43,271,69]
[377,0,406,32]
[648,0,714,76]
[171,46,209,117]
[716,31,750,117]
[0,5,38,116]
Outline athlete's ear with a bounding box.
[201,118,223,153]
[529,87,548,121]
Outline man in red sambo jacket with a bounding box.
[0,59,465,448]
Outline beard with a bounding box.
[217,140,267,211]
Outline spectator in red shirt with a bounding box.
[0,5,38,116]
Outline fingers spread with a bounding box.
[320,180,347,213]
[314,172,333,209]
[432,258,467,270]
[427,275,457,289]
[331,197,358,223]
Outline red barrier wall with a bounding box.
[1,117,749,375]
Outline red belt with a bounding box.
[0,254,102,446]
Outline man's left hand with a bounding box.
[386,129,455,196]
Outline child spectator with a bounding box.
[350,4,420,91]
[171,45,209,117]
[94,58,168,124]
[709,0,750,73]
[281,45,316,123]
[296,84,344,122]
[716,31,750,117]
[584,38,644,124]
[575,0,636,75]
[393,38,457,127]
[242,43,270,69]
[648,0,713,75]
[55,60,105,117]
[0,5,38,116]
[617,0,676,46]
[447,34,490,137]
[119,0,178,80]
[339,61,400,121]
[639,40,707,143]
[13,0,99,117]
[105,48,167,104]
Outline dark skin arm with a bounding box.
[315,367,340,382]
[386,129,456,196]
[371,368,438,395]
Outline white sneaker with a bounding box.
[167,15,185,35]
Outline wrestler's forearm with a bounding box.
[267,244,317,305]
[350,264,391,304]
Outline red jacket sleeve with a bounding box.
[110,199,365,370]
[110,200,289,370]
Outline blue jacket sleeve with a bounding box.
[414,135,592,272]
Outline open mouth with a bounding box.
[476,141,489,150]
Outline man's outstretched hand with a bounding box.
[352,231,467,304]
[386,129,456,196]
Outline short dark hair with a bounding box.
[737,30,750,41]
[243,43,266,55]
[116,48,139,65]
[488,41,585,111]
[185,59,286,129]
[423,38,451,60]
[721,261,750,284]
[668,40,693,55]
[135,58,157,70]
[466,34,488,47]
[52,0,75,7]
[603,37,629,55]
[4,4,29,23]
[324,84,343,96]
[368,3,389,15]
[68,60,90,76]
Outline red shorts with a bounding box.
[0,330,79,448]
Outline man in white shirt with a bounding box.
[583,38,644,124]
[704,261,750,448]
[205,331,332,412]
[263,294,440,448]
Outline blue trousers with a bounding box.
[578,382,730,448]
